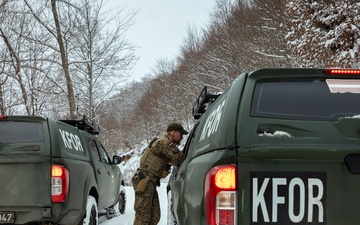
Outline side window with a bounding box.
[89,138,101,162]
[97,143,111,164]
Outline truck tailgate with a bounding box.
[0,154,51,206]
[238,147,360,225]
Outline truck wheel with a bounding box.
[108,186,126,218]
[167,190,177,225]
[82,196,98,225]
[118,187,126,214]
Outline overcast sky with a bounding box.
[108,0,218,82]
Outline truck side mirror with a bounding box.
[112,155,122,164]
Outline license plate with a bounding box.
[0,212,15,224]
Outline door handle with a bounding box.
[108,171,111,175]
[97,168,101,174]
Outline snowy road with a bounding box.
[99,184,168,225]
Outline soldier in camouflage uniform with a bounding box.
[132,123,188,225]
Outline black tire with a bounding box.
[117,187,126,214]
[108,186,126,218]
[81,196,98,225]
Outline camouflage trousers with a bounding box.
[132,172,160,225]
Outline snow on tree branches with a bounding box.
[286,0,360,68]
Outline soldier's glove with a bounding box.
[161,170,170,178]
[160,164,171,178]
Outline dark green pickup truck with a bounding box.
[0,115,125,225]
[167,68,360,225]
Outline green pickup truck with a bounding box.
[167,68,360,225]
[0,115,125,225]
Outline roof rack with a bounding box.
[60,115,100,135]
[192,86,221,119]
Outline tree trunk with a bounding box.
[51,0,76,119]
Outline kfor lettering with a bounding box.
[251,172,326,224]
[59,129,84,151]
[199,99,226,142]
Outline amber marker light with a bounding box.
[214,166,236,190]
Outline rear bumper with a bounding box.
[0,206,83,225]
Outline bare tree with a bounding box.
[15,0,137,120]
[70,0,137,122]
[0,1,59,116]
[0,64,8,114]
[0,27,29,114]
[20,0,77,118]
[99,80,150,151]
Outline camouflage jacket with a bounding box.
[139,134,184,182]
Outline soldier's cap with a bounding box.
[167,123,189,135]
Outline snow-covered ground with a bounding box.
[99,184,168,225]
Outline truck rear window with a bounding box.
[0,121,44,143]
[251,79,360,121]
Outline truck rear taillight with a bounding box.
[51,165,69,202]
[205,165,237,225]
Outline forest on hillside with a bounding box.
[0,0,359,155]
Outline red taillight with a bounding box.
[0,115,8,119]
[51,165,69,202]
[324,69,360,75]
[205,165,237,225]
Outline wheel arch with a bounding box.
[82,173,99,209]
